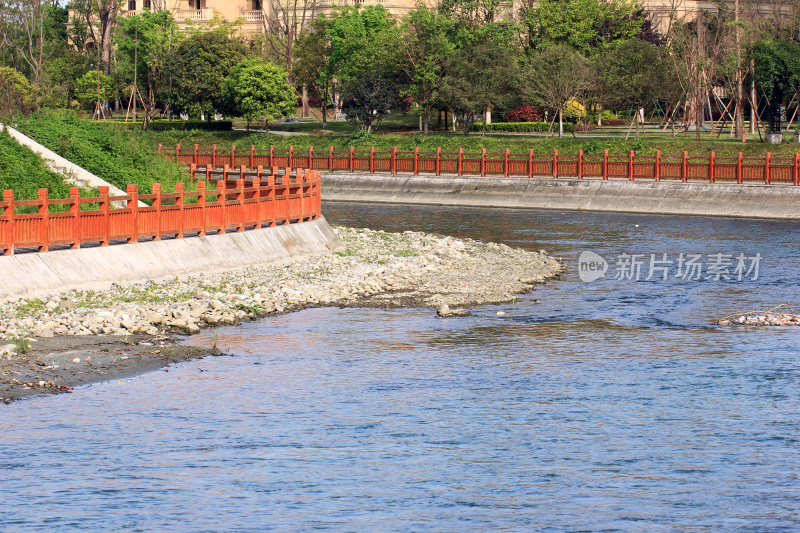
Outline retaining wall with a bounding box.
[0,217,342,300]
[322,173,800,220]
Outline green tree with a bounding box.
[524,44,591,138]
[523,0,648,56]
[118,10,180,125]
[399,7,455,134]
[294,17,333,127]
[750,38,800,133]
[165,31,246,119]
[0,66,36,116]
[222,59,296,130]
[325,6,398,84]
[340,70,400,132]
[74,70,115,110]
[439,37,518,134]
[596,39,667,137]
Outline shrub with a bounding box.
[507,104,545,122]
[603,118,628,126]
[0,67,36,116]
[471,121,575,134]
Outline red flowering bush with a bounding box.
[508,104,544,122]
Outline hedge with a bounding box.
[117,120,233,132]
[472,122,576,133]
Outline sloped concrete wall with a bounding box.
[322,173,800,220]
[0,217,342,300]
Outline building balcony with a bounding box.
[173,8,215,21]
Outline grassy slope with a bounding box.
[17,109,193,194]
[0,129,74,200]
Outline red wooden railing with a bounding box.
[0,169,322,255]
[159,143,800,186]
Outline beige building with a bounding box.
[117,0,795,36]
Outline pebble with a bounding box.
[0,227,562,341]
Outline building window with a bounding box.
[143,0,151,8]
[128,0,136,10]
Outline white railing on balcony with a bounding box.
[174,8,214,21]
[240,10,264,22]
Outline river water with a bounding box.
[2,202,799,532]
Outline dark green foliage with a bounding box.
[17,109,191,194]
[165,32,247,119]
[341,71,401,132]
[750,39,800,132]
[127,120,233,132]
[0,129,72,200]
[471,122,575,133]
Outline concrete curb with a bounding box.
[321,173,800,220]
[0,217,342,300]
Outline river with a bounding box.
[2,202,799,531]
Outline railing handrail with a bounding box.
[158,143,800,186]
[0,169,322,256]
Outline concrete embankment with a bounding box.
[0,217,341,300]
[322,173,800,219]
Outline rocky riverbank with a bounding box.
[1,226,562,402]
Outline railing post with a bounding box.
[289,145,294,168]
[414,147,420,176]
[240,165,246,183]
[212,144,217,168]
[126,184,139,244]
[252,171,262,227]
[153,183,162,241]
[504,148,510,177]
[206,164,211,183]
[528,149,533,179]
[603,150,609,180]
[297,168,305,220]
[70,187,80,249]
[655,150,661,182]
[552,149,558,179]
[682,151,688,183]
[190,163,197,182]
[308,145,314,170]
[436,147,441,176]
[194,143,199,166]
[2,190,14,255]
[231,144,236,167]
[176,182,185,238]
[349,146,354,172]
[577,149,583,179]
[218,180,226,234]
[737,152,743,184]
[38,188,49,252]
[198,181,207,236]
[458,147,463,176]
[765,152,771,185]
[175,143,180,162]
[391,146,397,175]
[329,146,334,171]
[794,153,799,186]
[628,150,634,181]
[250,144,255,168]
[270,145,275,168]
[709,151,715,183]
[370,146,375,174]
[237,178,245,232]
[157,143,162,156]
[100,186,110,246]
[480,148,486,177]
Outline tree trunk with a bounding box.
[558,108,563,138]
[750,59,757,134]
[423,106,430,135]
[302,83,309,119]
[321,83,327,128]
